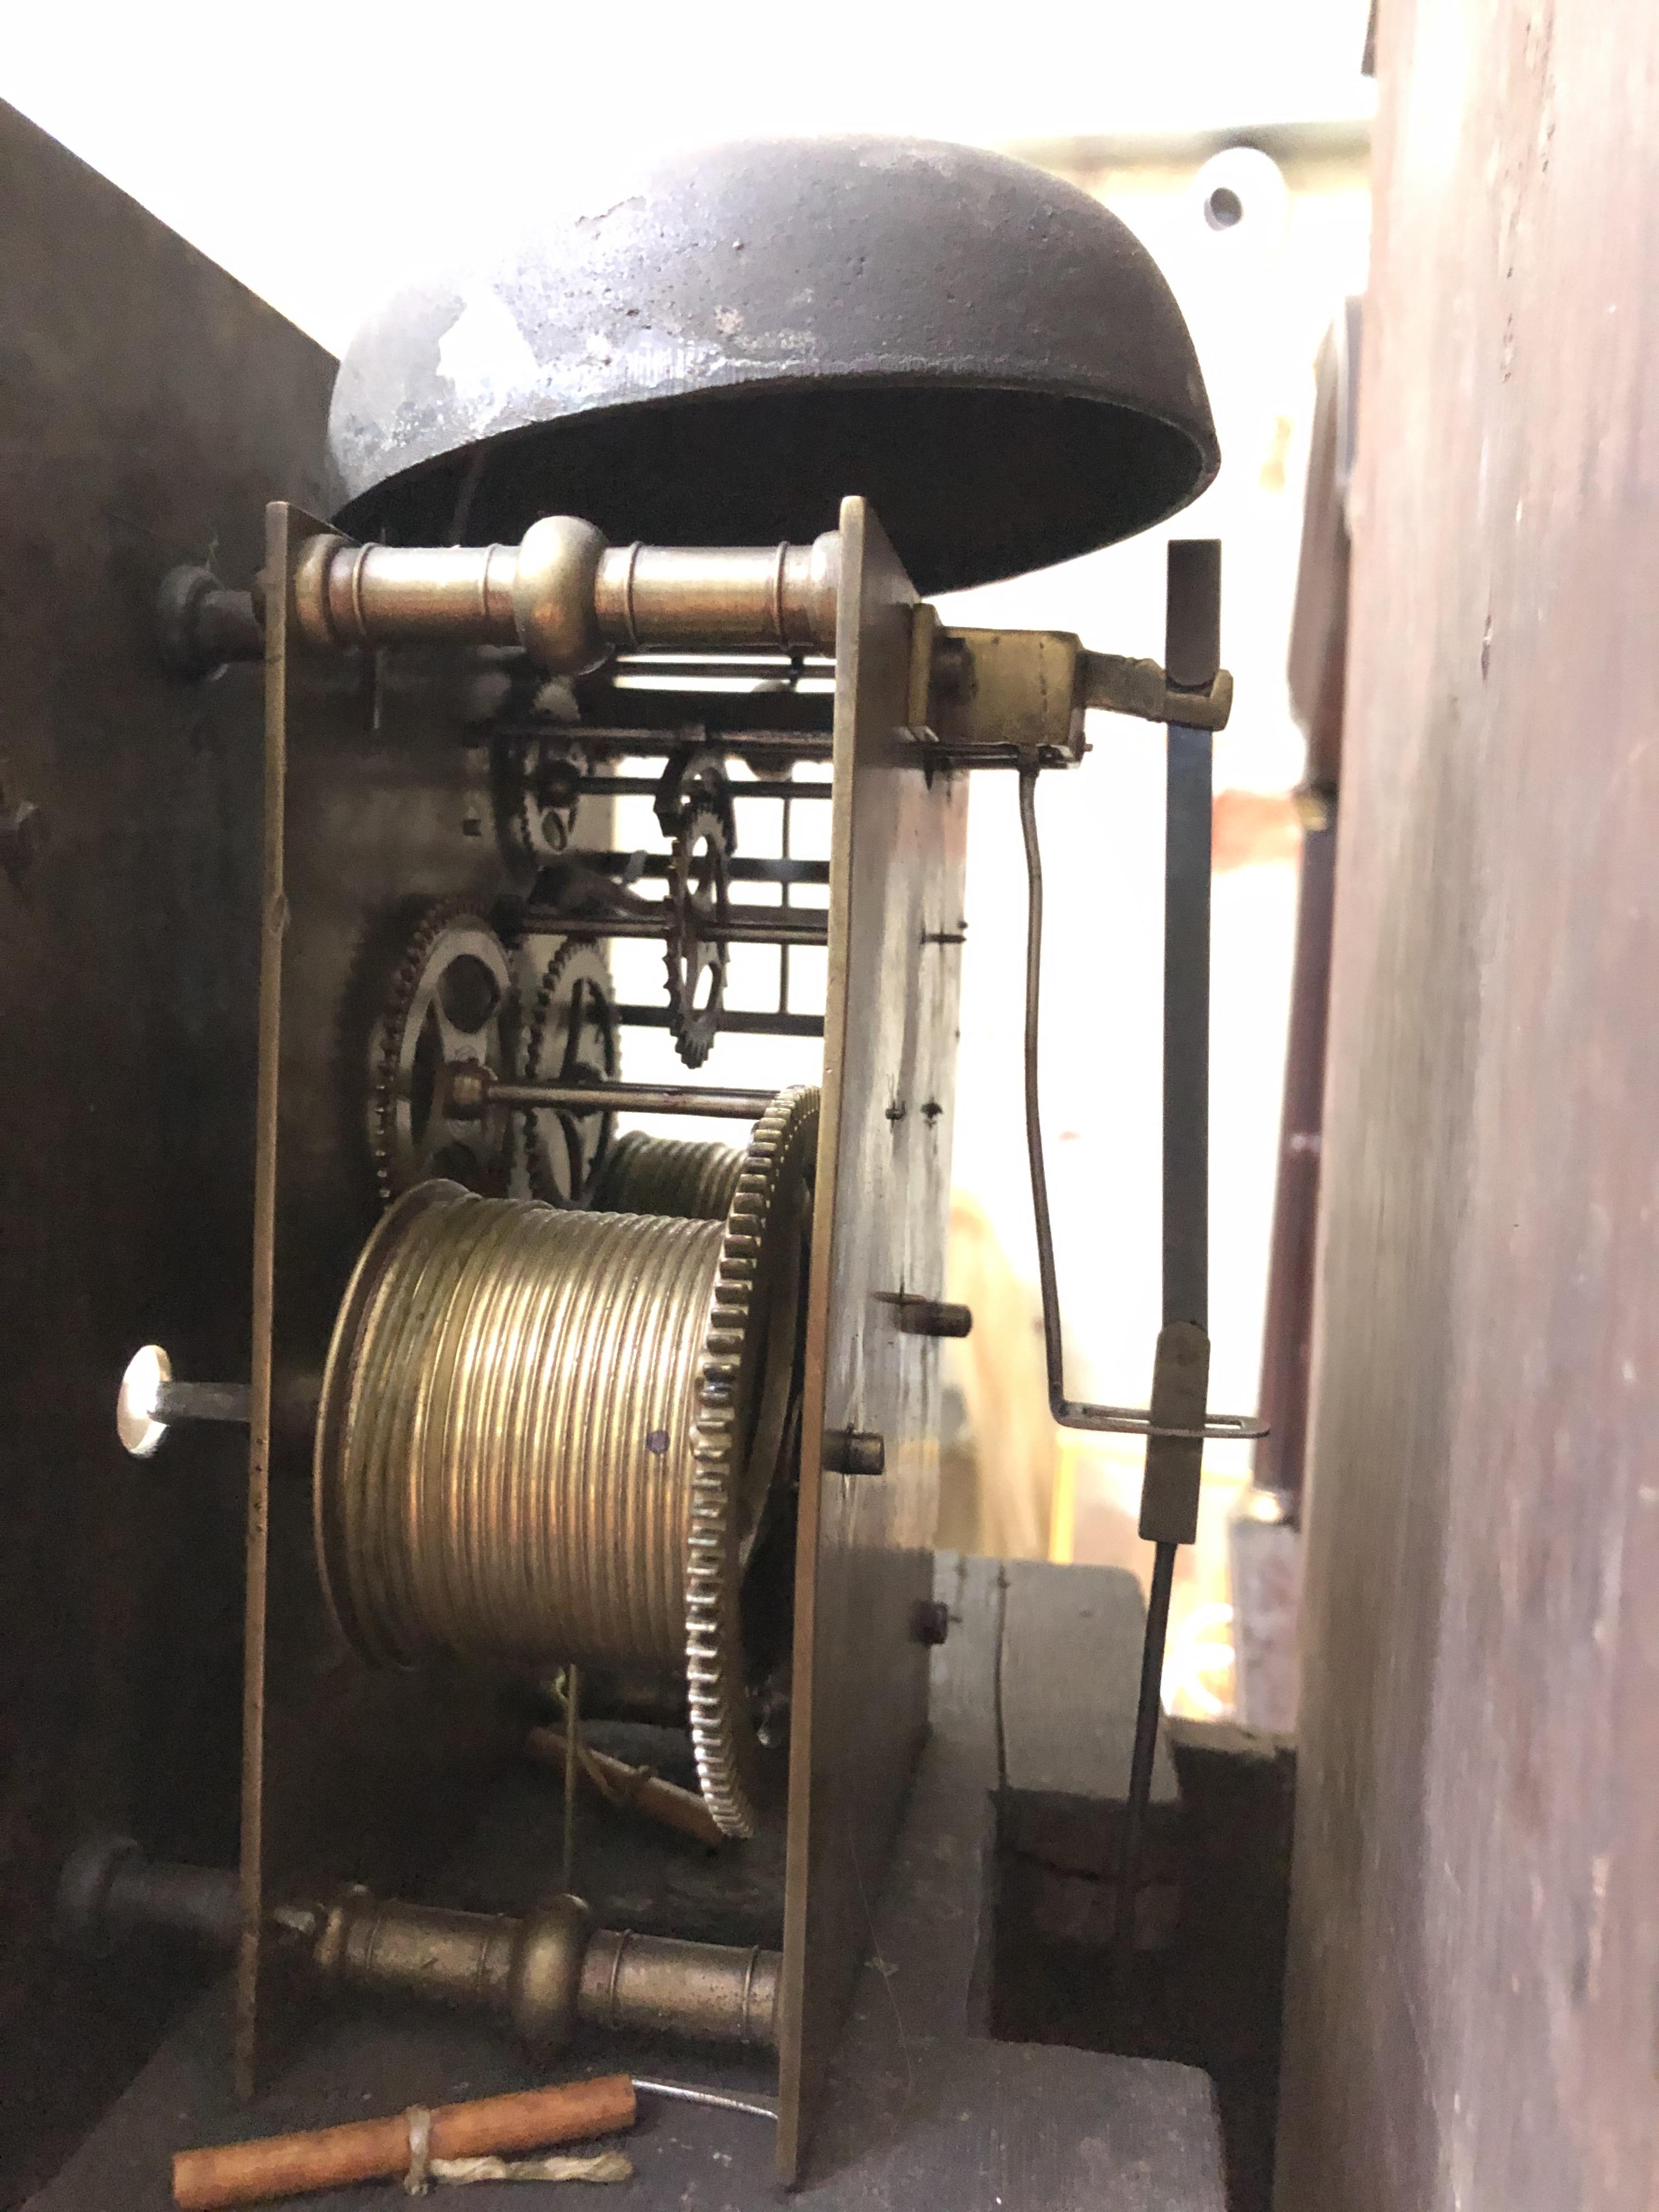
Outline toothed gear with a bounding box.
[369,901,514,1204]
[497,734,586,879]
[518,938,619,1206]
[664,804,730,1068]
[686,1084,819,1837]
[653,746,736,851]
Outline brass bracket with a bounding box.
[1138,1321,1211,1548]
[905,611,1234,768]
[922,621,1090,765]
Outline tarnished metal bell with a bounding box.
[329,136,1217,591]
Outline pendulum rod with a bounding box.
[1018,540,1234,1987]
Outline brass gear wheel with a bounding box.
[686,1083,819,1837]
[518,938,619,1207]
[664,804,730,1068]
[653,745,736,850]
[368,901,514,1203]
[494,733,587,884]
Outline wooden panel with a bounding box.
[0,101,333,2194]
[777,498,968,2176]
[1278,5,1659,2207]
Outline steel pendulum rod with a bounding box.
[1114,1594,1172,1983]
[1118,1538,1176,1945]
[1112,539,1220,1973]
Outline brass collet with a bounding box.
[309,1887,781,2054]
[290,518,841,673]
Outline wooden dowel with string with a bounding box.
[172,2073,637,2210]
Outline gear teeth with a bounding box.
[370,898,509,1207]
[664,804,730,1070]
[684,1083,820,1838]
[518,937,618,1207]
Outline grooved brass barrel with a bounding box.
[315,1087,817,1836]
[315,1184,727,1673]
[589,1132,746,1221]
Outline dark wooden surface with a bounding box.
[1228,1520,1301,1736]
[779,499,969,2175]
[998,1558,1182,1942]
[1278,4,1659,2207]
[805,1555,1222,2209]
[33,1557,1224,2212]
[1283,306,1356,799]
[1256,306,1353,1522]
[999,1558,1180,1810]
[995,1565,1292,2212]
[0,98,335,2203]
[995,1717,1295,2212]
